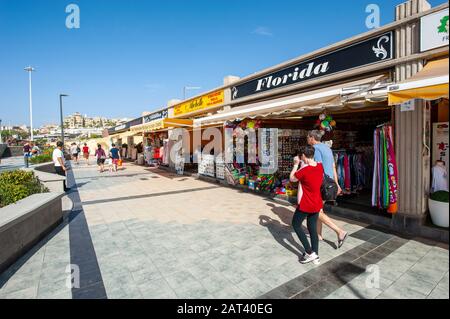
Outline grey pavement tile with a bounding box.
[164,270,201,291]
[325,285,360,299]
[407,263,447,285]
[236,276,273,298]
[220,266,255,285]
[209,255,237,272]
[130,267,163,285]
[2,286,38,299]
[175,281,214,299]
[186,262,220,281]
[213,285,250,299]
[107,284,143,299]
[255,271,291,290]
[138,278,177,299]
[427,283,450,299]
[387,274,435,297]
[377,285,427,299]
[198,272,234,294]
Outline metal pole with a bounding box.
[28,70,34,141]
[60,95,65,146]
[0,118,2,143]
[183,86,186,100]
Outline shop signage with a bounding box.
[400,100,415,112]
[128,117,143,127]
[420,9,449,52]
[231,32,394,100]
[174,90,224,117]
[143,110,168,123]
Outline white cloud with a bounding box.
[252,26,273,37]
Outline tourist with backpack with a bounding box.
[307,130,348,248]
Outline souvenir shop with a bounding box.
[195,102,397,215]
[193,26,400,216]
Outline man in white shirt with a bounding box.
[53,141,70,192]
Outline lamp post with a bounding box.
[24,66,35,141]
[0,118,2,144]
[59,94,69,146]
[183,86,201,100]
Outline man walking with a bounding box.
[53,141,70,192]
[307,130,348,248]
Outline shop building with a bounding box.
[188,0,448,240]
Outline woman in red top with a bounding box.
[290,145,324,264]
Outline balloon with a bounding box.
[325,116,333,122]
[330,120,336,127]
[247,121,255,129]
[325,126,332,132]
[321,120,329,127]
[319,114,326,120]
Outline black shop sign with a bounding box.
[143,110,168,123]
[231,31,394,100]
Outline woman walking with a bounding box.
[95,144,106,173]
[82,143,90,165]
[290,146,324,264]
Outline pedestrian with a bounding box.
[70,143,79,164]
[109,143,121,172]
[23,142,31,167]
[95,144,106,173]
[53,141,70,192]
[82,143,90,165]
[289,146,323,264]
[31,142,40,156]
[307,130,348,247]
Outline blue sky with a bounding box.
[0,0,445,127]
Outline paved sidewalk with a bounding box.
[0,156,26,172]
[0,161,448,299]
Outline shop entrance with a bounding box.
[205,106,397,218]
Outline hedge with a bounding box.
[0,170,49,208]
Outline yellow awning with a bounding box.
[109,130,139,139]
[388,58,449,105]
[131,118,193,133]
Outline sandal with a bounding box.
[338,232,348,248]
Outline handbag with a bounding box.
[321,175,338,201]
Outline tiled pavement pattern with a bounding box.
[0,161,448,299]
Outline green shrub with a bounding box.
[430,191,449,203]
[29,153,52,164]
[29,147,54,164]
[0,170,49,207]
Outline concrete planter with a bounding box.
[429,198,449,228]
[27,162,66,192]
[0,192,64,273]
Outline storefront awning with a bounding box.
[388,58,449,105]
[130,118,193,133]
[194,75,387,126]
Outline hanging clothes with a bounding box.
[372,124,398,213]
[431,163,449,192]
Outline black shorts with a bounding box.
[72,153,78,158]
[97,158,105,165]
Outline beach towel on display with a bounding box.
[372,124,398,213]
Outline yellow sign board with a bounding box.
[174,90,224,117]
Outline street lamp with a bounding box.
[183,86,201,100]
[59,94,69,146]
[24,66,36,141]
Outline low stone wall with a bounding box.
[0,192,64,273]
[28,162,66,193]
